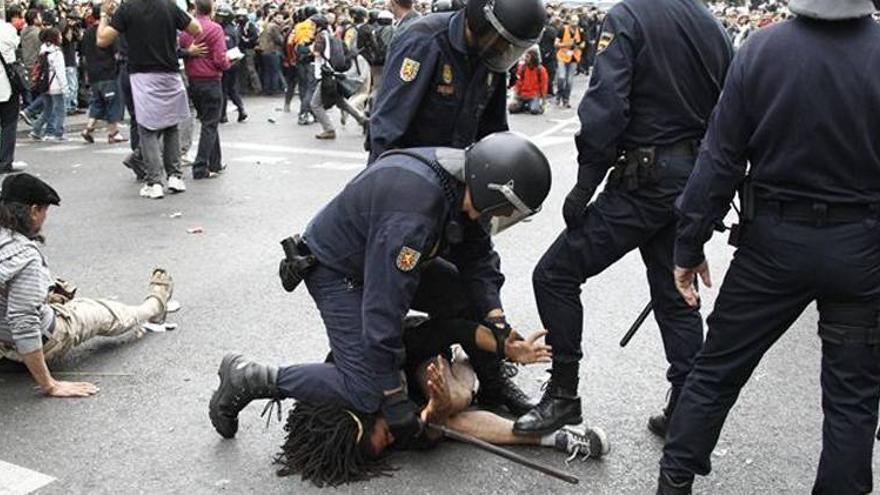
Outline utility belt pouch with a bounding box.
[278,234,318,293]
[729,178,755,248]
[609,147,657,192]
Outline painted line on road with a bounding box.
[309,161,364,171]
[0,460,55,494]
[532,116,579,140]
[224,142,367,161]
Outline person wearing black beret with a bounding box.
[0,173,179,398]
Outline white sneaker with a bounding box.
[10,161,27,171]
[140,183,164,199]
[167,176,186,193]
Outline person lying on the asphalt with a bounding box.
[216,316,610,487]
[0,173,175,398]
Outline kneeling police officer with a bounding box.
[209,132,552,449]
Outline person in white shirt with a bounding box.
[0,21,27,172]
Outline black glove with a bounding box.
[381,391,424,450]
[483,314,516,356]
[563,184,594,230]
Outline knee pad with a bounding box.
[817,301,880,345]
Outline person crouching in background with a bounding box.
[509,48,548,115]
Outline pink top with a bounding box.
[179,15,230,80]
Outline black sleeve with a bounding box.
[172,2,192,31]
[109,3,128,33]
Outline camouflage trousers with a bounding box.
[0,298,147,362]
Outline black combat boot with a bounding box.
[648,386,682,438]
[513,362,582,435]
[473,356,537,416]
[209,353,280,439]
[656,471,693,495]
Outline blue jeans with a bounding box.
[259,52,284,94]
[65,67,78,113]
[30,93,65,138]
[556,60,577,104]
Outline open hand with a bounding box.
[422,356,453,424]
[674,260,712,308]
[505,330,552,364]
[44,380,99,398]
[187,42,207,58]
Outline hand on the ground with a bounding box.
[44,380,99,398]
[422,356,453,425]
[505,330,552,364]
[187,42,207,58]
[674,261,712,308]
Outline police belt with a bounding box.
[609,139,698,191]
[753,198,880,225]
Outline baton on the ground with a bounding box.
[427,423,579,485]
[619,301,653,348]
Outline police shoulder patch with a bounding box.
[396,246,421,272]
[597,31,615,54]
[400,58,421,82]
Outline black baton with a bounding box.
[620,301,653,348]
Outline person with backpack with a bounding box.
[309,14,367,140]
[28,27,68,142]
[367,11,393,96]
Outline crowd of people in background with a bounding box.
[0,0,868,190]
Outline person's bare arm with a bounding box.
[96,0,119,48]
[20,348,99,398]
[185,16,202,37]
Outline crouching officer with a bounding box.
[658,2,880,494]
[513,0,732,437]
[209,132,552,449]
[367,0,546,163]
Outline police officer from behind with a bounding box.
[514,0,732,437]
[658,2,880,494]
[208,132,552,449]
[367,0,546,163]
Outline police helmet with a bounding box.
[351,6,368,23]
[215,3,233,19]
[368,8,381,23]
[310,13,330,30]
[464,132,551,234]
[303,5,319,18]
[789,0,875,19]
[466,0,546,72]
[377,10,394,25]
[234,7,247,18]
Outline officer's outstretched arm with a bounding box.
[574,9,638,192]
[368,32,442,163]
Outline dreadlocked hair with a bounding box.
[274,401,395,488]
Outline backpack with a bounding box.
[326,33,353,73]
[369,25,392,66]
[30,52,52,95]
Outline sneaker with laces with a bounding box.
[140,183,164,199]
[554,426,611,463]
[9,161,27,171]
[28,132,44,141]
[167,176,187,193]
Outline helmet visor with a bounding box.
[484,181,539,235]
[478,0,541,72]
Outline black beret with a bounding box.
[0,173,61,206]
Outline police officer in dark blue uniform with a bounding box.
[216,4,248,123]
[657,2,880,494]
[513,0,732,437]
[366,0,545,163]
[208,132,552,448]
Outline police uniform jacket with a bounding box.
[676,17,880,268]
[575,0,733,192]
[303,148,505,393]
[368,11,509,163]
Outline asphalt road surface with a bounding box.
[1,78,876,494]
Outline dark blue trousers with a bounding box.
[661,215,880,494]
[276,258,479,414]
[533,155,704,388]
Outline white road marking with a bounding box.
[0,460,55,495]
[309,161,363,171]
[532,116,579,140]
[223,141,367,161]
[231,155,290,165]
[42,144,86,153]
